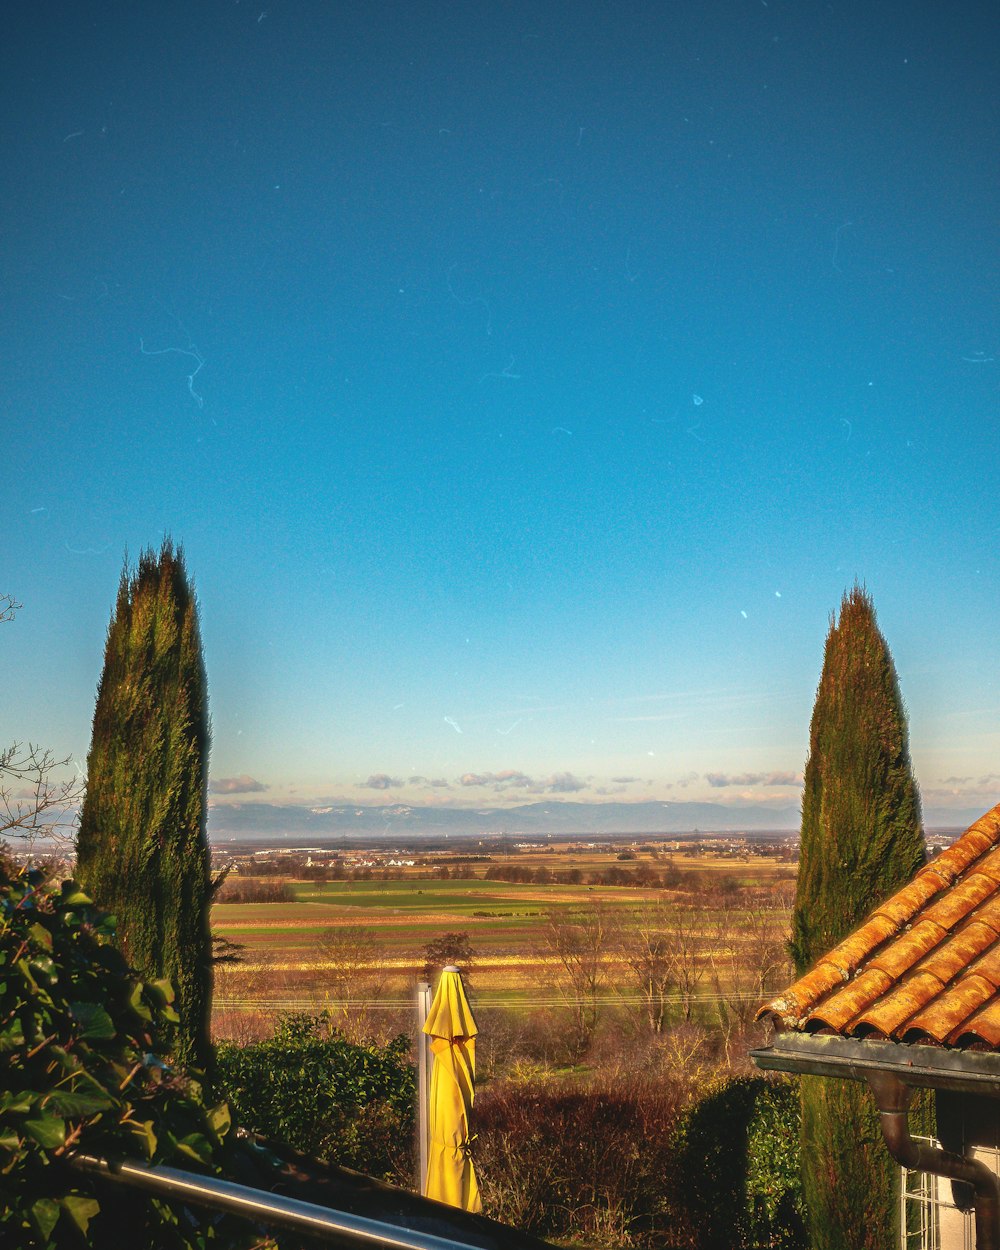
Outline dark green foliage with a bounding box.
[791,586,924,973]
[791,586,925,1250]
[671,1076,806,1250]
[0,867,254,1250]
[798,1076,893,1250]
[76,542,213,1075]
[216,1013,416,1183]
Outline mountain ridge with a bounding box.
[206,797,984,841]
[208,798,801,839]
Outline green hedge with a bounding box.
[671,1075,806,1250]
[216,1013,416,1183]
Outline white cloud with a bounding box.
[210,775,269,794]
[705,771,801,788]
[408,775,452,789]
[457,769,589,795]
[541,771,588,793]
[459,770,533,789]
[361,773,402,790]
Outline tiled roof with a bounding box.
[758,804,1000,1050]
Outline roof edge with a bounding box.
[751,1031,1000,1097]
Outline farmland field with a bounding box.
[210,847,796,1040]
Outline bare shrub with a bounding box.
[475,1072,687,1248]
[211,1006,273,1045]
[656,1021,728,1101]
[474,1005,540,1081]
[706,886,792,1068]
[611,899,678,1035]
[318,924,390,1043]
[536,905,611,1062]
[0,742,82,853]
[420,930,476,985]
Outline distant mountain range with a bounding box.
[206,798,982,842]
[207,798,802,840]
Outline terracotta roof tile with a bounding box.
[922,875,998,928]
[805,968,895,1032]
[965,946,1000,989]
[873,874,942,927]
[832,914,901,970]
[962,896,1000,938]
[904,978,997,1044]
[868,919,946,979]
[969,846,1000,885]
[758,802,1000,1051]
[947,999,1000,1048]
[912,921,998,984]
[856,973,948,1038]
[918,827,996,883]
[764,962,847,1027]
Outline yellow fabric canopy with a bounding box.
[422,967,481,1212]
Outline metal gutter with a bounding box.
[750,1031,1000,1097]
[70,1153,505,1250]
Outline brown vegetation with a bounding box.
[208,846,799,1246]
[215,876,294,903]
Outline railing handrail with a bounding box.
[69,1153,494,1250]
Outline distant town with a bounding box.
[200,827,961,878]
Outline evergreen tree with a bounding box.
[792,585,924,1250]
[76,541,214,1074]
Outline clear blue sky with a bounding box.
[3,1,998,827]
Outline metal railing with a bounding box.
[69,1153,503,1250]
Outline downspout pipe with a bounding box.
[866,1070,1000,1250]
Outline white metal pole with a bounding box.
[415,980,432,1194]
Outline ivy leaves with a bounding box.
[0,869,252,1249]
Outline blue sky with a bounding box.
[3,2,998,826]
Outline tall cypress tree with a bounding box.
[792,585,924,1250]
[76,541,213,1075]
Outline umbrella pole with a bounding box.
[415,980,432,1194]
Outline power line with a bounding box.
[213,990,771,1011]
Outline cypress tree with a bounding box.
[76,541,214,1075]
[792,585,924,1250]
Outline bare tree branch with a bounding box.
[0,593,22,624]
[2,599,84,852]
[0,742,83,849]
[538,904,611,1061]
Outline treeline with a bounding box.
[215,877,294,903]
[219,858,783,892]
[484,861,684,888]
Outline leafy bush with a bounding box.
[0,867,254,1249]
[216,1013,416,1182]
[671,1075,806,1250]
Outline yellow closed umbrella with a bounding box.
[422,965,481,1212]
